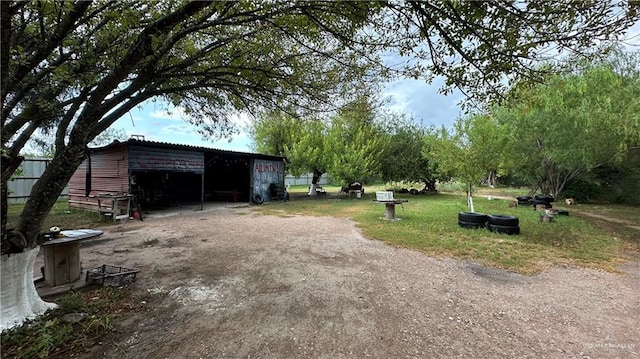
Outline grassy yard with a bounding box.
[5,201,114,231]
[258,189,640,274]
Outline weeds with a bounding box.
[0,286,137,359]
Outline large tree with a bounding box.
[251,111,330,195]
[428,115,508,212]
[1,1,380,249]
[494,50,640,199]
[324,96,388,186]
[251,96,388,194]
[2,0,638,329]
[379,118,445,192]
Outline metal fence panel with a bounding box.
[284,173,332,186]
[7,158,69,204]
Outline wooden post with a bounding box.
[385,202,396,219]
[200,173,204,210]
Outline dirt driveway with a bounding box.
[73,206,638,359]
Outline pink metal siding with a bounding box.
[68,146,129,211]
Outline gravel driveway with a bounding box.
[76,206,638,358]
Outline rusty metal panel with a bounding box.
[69,146,129,211]
[252,159,285,202]
[128,145,204,173]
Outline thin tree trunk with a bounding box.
[307,169,324,196]
[467,181,475,212]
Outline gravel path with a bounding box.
[76,206,638,359]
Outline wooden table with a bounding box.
[41,230,103,287]
[374,199,408,220]
[96,194,133,222]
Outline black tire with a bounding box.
[534,194,555,203]
[557,210,569,216]
[458,220,485,229]
[487,223,520,235]
[487,214,519,227]
[517,199,532,206]
[409,188,419,195]
[516,196,532,202]
[458,212,488,224]
[252,194,264,204]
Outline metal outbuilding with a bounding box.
[68,139,285,213]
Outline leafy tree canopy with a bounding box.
[251,110,329,182]
[324,96,388,185]
[378,115,444,191]
[494,50,640,198]
[427,114,508,210]
[251,95,388,188]
[381,1,639,104]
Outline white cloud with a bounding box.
[382,77,464,128]
[149,107,192,122]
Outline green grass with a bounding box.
[256,191,640,274]
[6,200,114,232]
[475,185,535,197]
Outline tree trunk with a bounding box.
[467,182,475,213]
[307,169,324,196]
[1,247,58,331]
[1,155,24,250]
[16,145,86,246]
[487,171,496,188]
[423,179,437,192]
[0,144,86,330]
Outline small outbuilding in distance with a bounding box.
[68,139,285,214]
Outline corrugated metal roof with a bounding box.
[90,139,285,161]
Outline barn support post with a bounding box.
[200,173,204,210]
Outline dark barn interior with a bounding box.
[204,151,251,203]
[130,171,203,208]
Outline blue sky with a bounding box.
[110,77,465,153]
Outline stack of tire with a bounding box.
[530,194,554,210]
[516,196,532,206]
[486,214,520,235]
[458,212,520,235]
[458,212,488,229]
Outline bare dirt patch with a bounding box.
[70,206,638,358]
